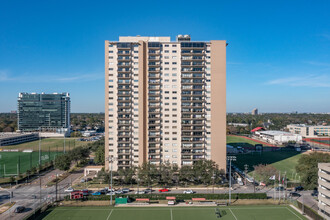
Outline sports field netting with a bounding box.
[43,205,307,220]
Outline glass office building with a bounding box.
[17,93,70,132]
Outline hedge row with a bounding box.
[297,200,323,220]
[65,193,267,201]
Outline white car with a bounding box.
[135,190,145,194]
[64,187,74,192]
[106,192,116,196]
[183,190,195,194]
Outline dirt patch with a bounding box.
[0,202,15,214]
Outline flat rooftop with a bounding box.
[258,130,301,136]
[289,124,330,128]
[0,132,37,140]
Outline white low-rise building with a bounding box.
[287,124,330,138]
[254,130,302,145]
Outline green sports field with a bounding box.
[42,206,307,220]
[1,138,87,152]
[233,151,302,181]
[0,151,63,177]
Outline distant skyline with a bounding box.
[0,0,329,113]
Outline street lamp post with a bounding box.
[106,156,116,206]
[227,156,236,205]
[211,171,215,194]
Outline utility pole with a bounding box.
[39,174,42,205]
[55,173,58,201]
[244,164,249,186]
[212,171,215,194]
[253,171,256,193]
[227,156,236,205]
[63,131,66,153]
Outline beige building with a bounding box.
[105,35,226,171]
[318,163,330,218]
[252,108,258,115]
[287,124,330,138]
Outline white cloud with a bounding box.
[0,71,103,83]
[267,74,330,88]
[305,61,330,67]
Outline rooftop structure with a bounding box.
[0,132,39,146]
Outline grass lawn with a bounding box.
[233,151,302,181]
[1,138,89,152]
[41,206,307,220]
[0,151,63,176]
[227,135,262,146]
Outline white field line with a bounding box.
[286,207,303,220]
[229,208,238,220]
[55,207,287,211]
[170,208,173,220]
[106,209,114,220]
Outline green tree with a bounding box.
[296,152,330,189]
[253,164,278,185]
[94,145,105,165]
[54,154,71,171]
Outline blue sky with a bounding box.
[0,0,329,113]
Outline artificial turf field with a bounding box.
[0,151,63,176]
[42,206,307,220]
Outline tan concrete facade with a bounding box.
[105,35,227,171]
[210,40,227,170]
[318,163,330,218]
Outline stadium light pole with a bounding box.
[64,129,66,153]
[227,156,236,205]
[39,127,41,165]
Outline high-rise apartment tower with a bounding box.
[105,35,226,171]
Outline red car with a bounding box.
[158,188,169,192]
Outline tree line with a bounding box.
[96,160,226,187]
[253,152,330,189]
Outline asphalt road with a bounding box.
[0,168,84,220]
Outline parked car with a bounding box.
[122,188,130,193]
[100,189,107,194]
[14,206,25,213]
[106,192,116,196]
[275,187,284,191]
[159,188,169,193]
[92,191,101,196]
[135,190,145,194]
[289,192,301,197]
[183,190,195,194]
[86,178,92,182]
[64,187,74,192]
[311,190,318,197]
[82,189,89,196]
[295,186,304,191]
[80,179,86,183]
[144,188,153,193]
[115,189,123,194]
